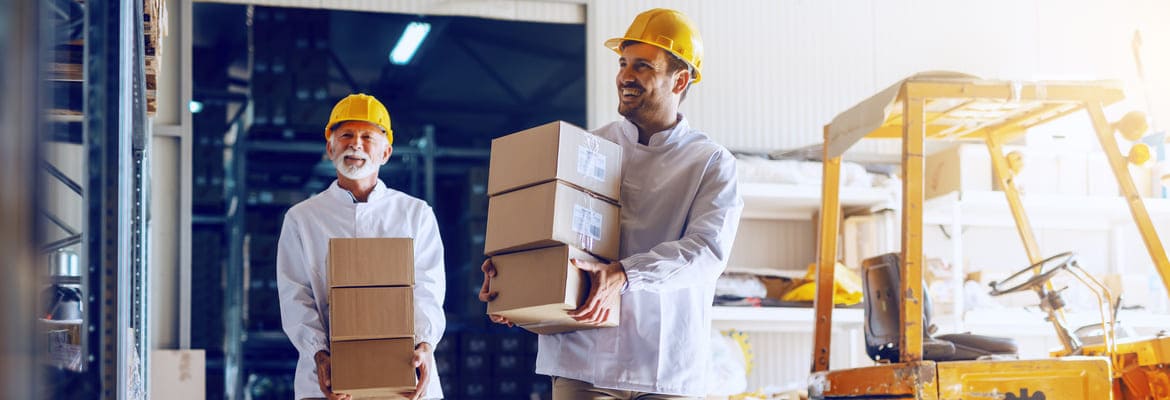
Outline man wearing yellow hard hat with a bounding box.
[482,8,742,399]
[276,94,447,400]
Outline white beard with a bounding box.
[332,148,382,180]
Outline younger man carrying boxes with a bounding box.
[480,9,743,399]
[277,94,446,400]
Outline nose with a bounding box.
[617,66,635,85]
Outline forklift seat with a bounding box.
[861,253,1018,362]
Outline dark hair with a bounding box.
[620,40,692,102]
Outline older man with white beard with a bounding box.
[276,94,447,400]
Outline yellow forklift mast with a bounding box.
[811,72,1169,399]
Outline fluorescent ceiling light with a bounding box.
[389,22,431,65]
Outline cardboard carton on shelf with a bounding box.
[925,143,992,199]
[151,350,206,400]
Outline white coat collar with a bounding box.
[326,179,389,203]
[620,114,691,150]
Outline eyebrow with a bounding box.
[337,127,379,134]
[620,56,656,65]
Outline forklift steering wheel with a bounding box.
[988,251,1075,296]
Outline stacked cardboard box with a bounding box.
[484,121,624,334]
[328,238,417,398]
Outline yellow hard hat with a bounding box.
[605,8,704,83]
[324,93,393,144]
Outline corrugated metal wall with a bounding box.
[587,0,1170,155]
[588,0,882,154]
[737,329,868,393]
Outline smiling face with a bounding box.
[615,42,690,128]
[326,120,392,180]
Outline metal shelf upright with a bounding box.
[83,0,151,398]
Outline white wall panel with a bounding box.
[738,329,868,392]
[871,0,1039,85]
[587,0,1170,155]
[588,0,877,153]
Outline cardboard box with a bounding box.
[42,320,82,371]
[997,149,1060,195]
[485,180,620,260]
[925,144,993,199]
[331,338,417,398]
[487,245,619,333]
[518,316,617,335]
[488,121,623,202]
[759,276,799,300]
[330,286,414,341]
[329,238,413,287]
[151,350,205,400]
[842,210,898,270]
[991,148,1084,195]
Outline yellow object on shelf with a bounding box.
[1130,143,1152,165]
[1114,110,1149,141]
[779,262,863,305]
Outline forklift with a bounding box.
[810,72,1169,399]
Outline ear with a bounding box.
[325,138,336,159]
[672,69,690,95]
[381,145,393,165]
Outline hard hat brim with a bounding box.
[324,120,394,144]
[605,37,702,84]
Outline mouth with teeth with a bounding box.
[620,86,644,102]
[341,152,369,167]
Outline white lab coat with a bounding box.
[535,116,743,396]
[277,180,446,400]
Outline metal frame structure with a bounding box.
[84,0,151,397]
[225,101,248,400]
[810,74,1138,399]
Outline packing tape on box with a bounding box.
[571,195,603,253]
[576,131,607,182]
